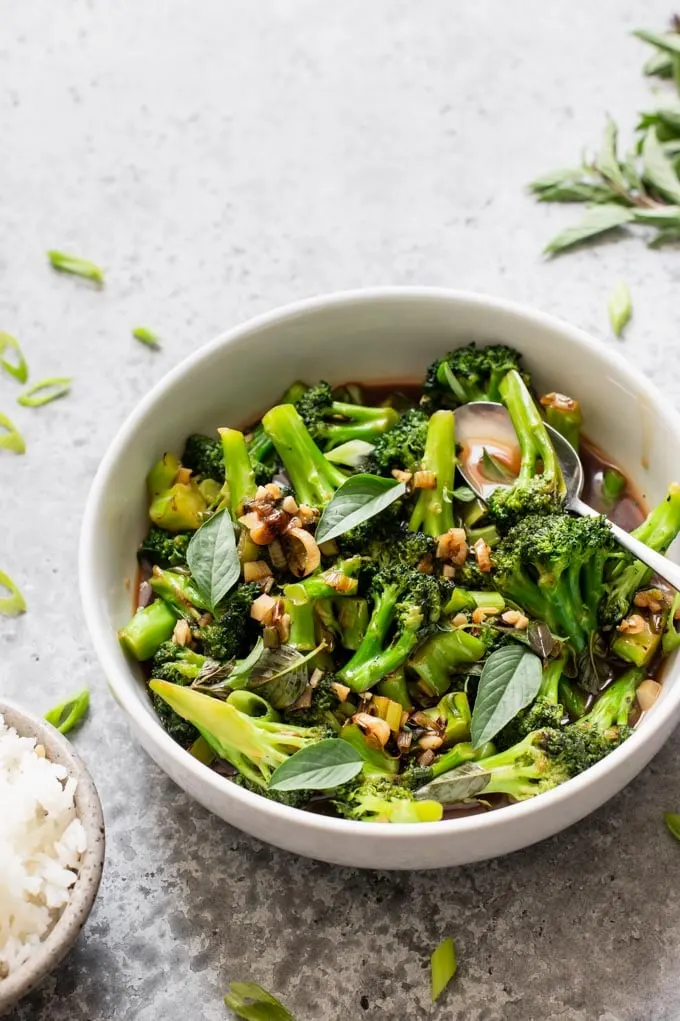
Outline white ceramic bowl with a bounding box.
[79,288,680,870]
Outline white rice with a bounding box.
[0,714,87,978]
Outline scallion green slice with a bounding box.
[17,377,72,407]
[0,571,26,616]
[133,327,161,348]
[0,412,26,454]
[44,688,90,735]
[47,250,104,284]
[431,937,457,1002]
[0,332,29,383]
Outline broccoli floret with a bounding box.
[413,667,643,806]
[338,569,446,693]
[493,513,616,657]
[149,680,331,789]
[261,404,347,507]
[601,483,680,626]
[197,583,260,660]
[151,693,199,749]
[295,381,399,451]
[365,409,429,475]
[150,642,208,684]
[139,526,191,567]
[486,370,566,526]
[422,343,526,411]
[539,392,583,452]
[230,772,311,810]
[181,434,223,482]
[281,674,349,730]
[333,777,443,823]
[408,410,456,537]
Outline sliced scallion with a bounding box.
[0,412,26,454]
[133,327,161,348]
[44,688,90,734]
[0,332,29,383]
[47,250,104,284]
[17,377,72,408]
[0,571,26,616]
[431,937,457,1002]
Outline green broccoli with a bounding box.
[181,434,223,482]
[261,404,347,507]
[422,343,526,410]
[408,410,456,537]
[338,569,446,692]
[486,370,566,526]
[246,381,309,464]
[334,777,443,823]
[197,583,261,660]
[539,392,583,452]
[150,679,331,789]
[365,408,429,475]
[139,526,191,567]
[493,513,616,657]
[601,483,680,625]
[408,627,490,699]
[295,381,399,450]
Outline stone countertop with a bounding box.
[2,2,680,1019]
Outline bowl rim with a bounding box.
[78,285,680,842]
[0,699,105,1011]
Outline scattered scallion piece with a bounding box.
[0,332,29,383]
[133,327,161,349]
[664,812,680,841]
[431,937,457,1003]
[47,250,104,284]
[0,570,26,616]
[44,688,90,735]
[224,981,296,1020]
[17,377,72,408]
[0,412,26,454]
[608,281,633,338]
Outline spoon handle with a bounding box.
[570,497,680,593]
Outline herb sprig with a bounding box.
[531,17,680,254]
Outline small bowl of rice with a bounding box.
[0,699,105,1015]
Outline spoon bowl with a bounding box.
[454,400,680,592]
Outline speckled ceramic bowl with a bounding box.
[0,700,105,1016]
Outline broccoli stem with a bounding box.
[663,593,680,654]
[292,558,361,600]
[339,723,400,777]
[119,600,177,661]
[578,667,645,729]
[500,370,565,497]
[409,628,488,698]
[246,381,309,464]
[376,669,413,711]
[627,484,680,591]
[539,393,583,452]
[538,654,566,703]
[611,613,665,667]
[338,583,419,693]
[601,467,627,510]
[336,597,369,650]
[408,410,456,536]
[149,567,208,620]
[313,402,399,448]
[444,589,506,615]
[559,678,587,719]
[219,428,256,520]
[420,692,472,746]
[262,404,346,507]
[147,453,181,498]
[283,584,317,650]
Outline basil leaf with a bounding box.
[480,448,514,483]
[544,204,634,255]
[247,643,322,708]
[595,116,627,190]
[268,738,363,791]
[537,181,618,204]
[415,762,492,805]
[186,509,239,611]
[527,621,557,660]
[608,280,633,338]
[0,332,29,383]
[643,50,674,78]
[642,129,680,204]
[664,812,680,841]
[451,485,477,503]
[632,206,680,228]
[224,981,296,1021]
[470,645,543,748]
[315,474,406,545]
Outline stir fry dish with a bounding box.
[119,344,680,823]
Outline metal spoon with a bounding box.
[454,400,680,591]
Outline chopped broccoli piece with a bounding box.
[408,410,456,537]
[262,404,347,507]
[295,381,399,450]
[334,777,443,822]
[139,526,191,567]
[422,343,526,410]
[365,409,429,475]
[181,434,223,482]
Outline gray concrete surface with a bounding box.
[2,1,680,1018]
